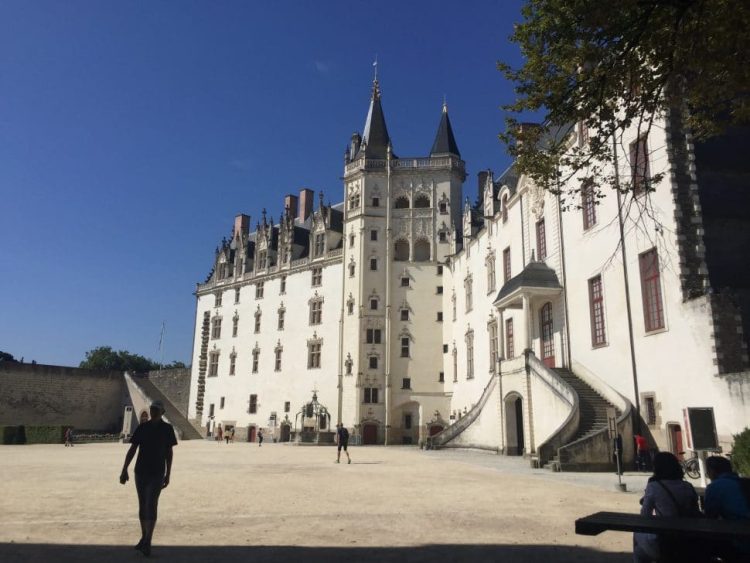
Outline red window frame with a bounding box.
[536,219,547,260]
[630,135,650,196]
[639,248,665,331]
[582,182,596,230]
[503,247,511,282]
[588,275,606,346]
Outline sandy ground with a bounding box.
[0,441,651,562]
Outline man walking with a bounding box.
[336,423,351,464]
[120,400,177,556]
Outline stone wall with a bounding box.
[146,367,191,417]
[0,363,126,432]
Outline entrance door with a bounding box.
[280,424,291,442]
[429,424,444,437]
[540,302,555,368]
[668,423,684,460]
[504,395,525,456]
[248,425,257,443]
[362,423,378,445]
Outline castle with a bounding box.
[187,75,750,469]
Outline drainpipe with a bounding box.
[384,145,393,445]
[556,188,573,369]
[523,348,535,454]
[337,185,349,425]
[611,130,642,435]
[519,193,527,266]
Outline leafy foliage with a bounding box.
[732,428,750,477]
[0,351,17,362]
[79,346,185,372]
[499,0,750,202]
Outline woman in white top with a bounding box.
[633,451,700,562]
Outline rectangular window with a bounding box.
[208,352,219,377]
[347,301,354,315]
[404,413,412,429]
[443,344,449,353]
[234,288,240,304]
[254,313,261,333]
[314,233,325,257]
[278,309,285,330]
[437,286,443,294]
[209,403,215,417]
[311,267,322,286]
[368,356,378,369]
[364,387,379,404]
[578,121,589,146]
[370,258,377,271]
[284,401,291,413]
[400,337,410,358]
[370,229,378,241]
[275,347,282,371]
[232,317,239,338]
[349,263,355,277]
[487,257,496,292]
[466,332,474,379]
[582,181,597,230]
[211,317,222,339]
[437,265,443,275]
[370,298,378,310]
[505,318,514,359]
[400,309,409,321]
[401,276,409,287]
[639,248,665,332]
[645,396,657,425]
[588,275,607,347]
[349,234,355,247]
[503,247,511,282]
[465,277,473,312]
[229,354,236,375]
[220,397,225,409]
[280,276,287,294]
[366,329,382,344]
[488,322,498,370]
[439,201,447,214]
[252,349,259,373]
[536,219,547,260]
[308,343,322,369]
[255,282,264,299]
[438,371,445,383]
[402,377,411,389]
[437,312,443,322]
[372,197,380,207]
[248,394,257,414]
[630,135,650,196]
[215,293,222,307]
[309,300,323,325]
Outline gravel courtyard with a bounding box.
[0,440,650,562]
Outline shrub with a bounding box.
[732,427,750,477]
[25,425,65,444]
[1,426,18,445]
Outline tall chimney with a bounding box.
[477,170,490,205]
[299,188,314,221]
[233,214,250,238]
[284,194,299,219]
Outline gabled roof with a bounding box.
[430,103,460,157]
[493,261,562,305]
[356,80,393,159]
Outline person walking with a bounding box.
[216,423,223,443]
[258,429,264,447]
[336,423,351,464]
[704,455,750,559]
[64,427,74,447]
[119,400,177,557]
[634,434,649,471]
[225,426,232,445]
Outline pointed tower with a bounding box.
[356,77,394,160]
[430,101,461,158]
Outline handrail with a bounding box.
[429,374,498,448]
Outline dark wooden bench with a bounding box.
[576,511,750,562]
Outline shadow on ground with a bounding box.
[0,543,630,563]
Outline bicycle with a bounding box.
[678,451,701,479]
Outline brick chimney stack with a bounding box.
[233,214,250,239]
[284,194,299,219]
[299,188,314,221]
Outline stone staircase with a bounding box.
[130,375,203,440]
[547,368,620,471]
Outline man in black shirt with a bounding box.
[336,423,351,464]
[120,400,177,556]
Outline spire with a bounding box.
[357,64,393,160]
[430,100,460,157]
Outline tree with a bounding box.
[79,346,185,372]
[498,0,750,201]
[0,351,17,363]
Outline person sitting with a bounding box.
[633,451,701,563]
[704,455,750,560]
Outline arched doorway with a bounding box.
[429,424,444,437]
[280,423,291,443]
[504,394,525,456]
[362,423,378,445]
[247,425,257,443]
[540,302,555,368]
[667,423,683,460]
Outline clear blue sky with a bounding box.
[0,0,527,367]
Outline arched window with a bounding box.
[502,194,509,223]
[394,196,409,209]
[413,239,430,262]
[413,194,430,208]
[394,240,410,261]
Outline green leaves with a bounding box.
[79,346,184,372]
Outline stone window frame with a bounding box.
[366,328,382,344]
[487,319,498,372]
[639,248,666,333]
[229,348,237,376]
[536,219,547,261]
[234,288,241,304]
[248,394,258,414]
[311,267,323,287]
[251,344,260,374]
[255,282,264,300]
[208,349,220,377]
[346,293,355,315]
[274,340,283,372]
[232,312,239,338]
[254,306,262,334]
[588,275,607,347]
[344,353,353,375]
[465,328,475,380]
[307,333,323,369]
[464,275,473,313]
[486,251,496,294]
[280,275,287,295]
[368,354,379,370]
[349,258,356,277]
[503,247,511,283]
[211,315,222,340]
[214,292,223,307]
[277,303,286,331]
[363,387,379,404]
[309,293,324,325]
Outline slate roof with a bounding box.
[430,105,460,157]
[493,261,562,303]
[356,80,393,160]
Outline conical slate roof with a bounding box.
[357,79,393,159]
[430,103,460,157]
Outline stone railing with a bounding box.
[345,156,465,175]
[429,374,498,449]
